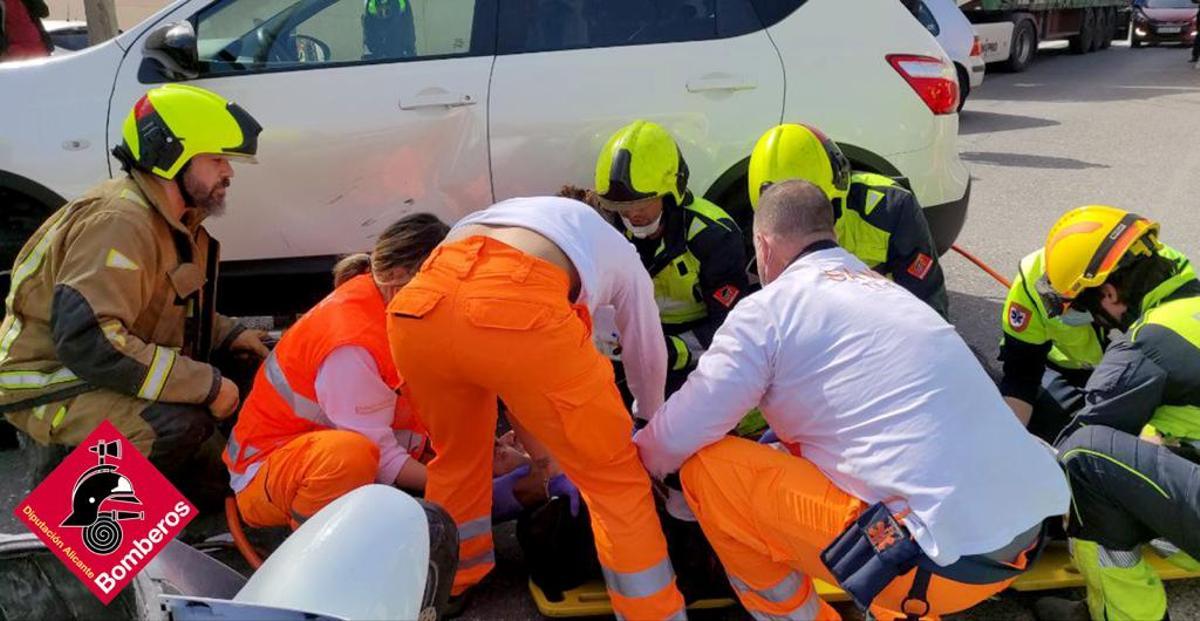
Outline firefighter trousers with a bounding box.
[1059,425,1200,620]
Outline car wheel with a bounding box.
[1132,36,1143,48]
[1004,18,1038,72]
[1071,8,1095,54]
[956,64,970,112]
[0,188,55,318]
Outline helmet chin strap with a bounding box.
[174,162,197,209]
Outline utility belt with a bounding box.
[821,500,1043,619]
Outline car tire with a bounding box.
[1071,9,1095,54]
[1003,17,1038,72]
[956,64,970,112]
[1132,36,1143,48]
[0,188,54,318]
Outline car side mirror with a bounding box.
[143,20,199,81]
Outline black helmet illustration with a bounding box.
[61,441,144,555]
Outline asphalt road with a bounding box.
[3,39,1199,621]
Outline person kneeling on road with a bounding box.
[1028,207,1200,621]
[749,123,948,318]
[387,196,685,620]
[594,120,749,396]
[996,231,1190,441]
[0,85,267,511]
[226,214,453,529]
[635,180,1070,621]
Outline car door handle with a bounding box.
[686,75,757,93]
[399,92,477,110]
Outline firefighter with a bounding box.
[749,123,948,318]
[595,120,749,395]
[0,84,266,509]
[1029,206,1200,621]
[997,238,1189,440]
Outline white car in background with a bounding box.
[916,0,986,109]
[41,20,91,55]
[0,0,970,316]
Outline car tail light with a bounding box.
[970,36,982,57]
[886,54,959,116]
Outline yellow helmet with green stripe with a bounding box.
[595,120,689,206]
[748,123,851,210]
[117,84,262,180]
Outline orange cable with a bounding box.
[951,244,1011,290]
[225,496,264,569]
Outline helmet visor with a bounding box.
[1035,275,1072,318]
[596,194,662,215]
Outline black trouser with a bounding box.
[1058,425,1200,557]
[20,402,229,513]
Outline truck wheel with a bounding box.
[1099,9,1115,49]
[1004,18,1038,72]
[1088,8,1104,52]
[1071,9,1095,54]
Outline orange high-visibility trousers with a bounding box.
[235,430,380,529]
[387,237,685,620]
[680,437,1026,621]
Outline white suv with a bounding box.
[0,0,970,315]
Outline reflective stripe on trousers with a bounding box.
[456,515,495,570]
[729,572,821,621]
[604,558,686,621]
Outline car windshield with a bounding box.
[1143,0,1196,8]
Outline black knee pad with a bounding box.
[418,499,459,618]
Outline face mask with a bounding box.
[622,214,663,239]
[1059,308,1094,327]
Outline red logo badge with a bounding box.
[13,421,196,604]
[906,253,934,280]
[1008,302,1033,333]
[713,284,741,309]
[867,519,900,552]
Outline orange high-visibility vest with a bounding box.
[224,274,426,490]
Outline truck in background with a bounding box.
[959,0,1132,72]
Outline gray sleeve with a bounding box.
[1065,337,1167,439]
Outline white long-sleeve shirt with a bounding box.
[635,246,1070,565]
[314,346,426,485]
[454,197,667,416]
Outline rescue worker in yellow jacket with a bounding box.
[595,120,749,394]
[1027,207,1200,621]
[0,84,266,508]
[749,123,948,318]
[997,240,1189,440]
